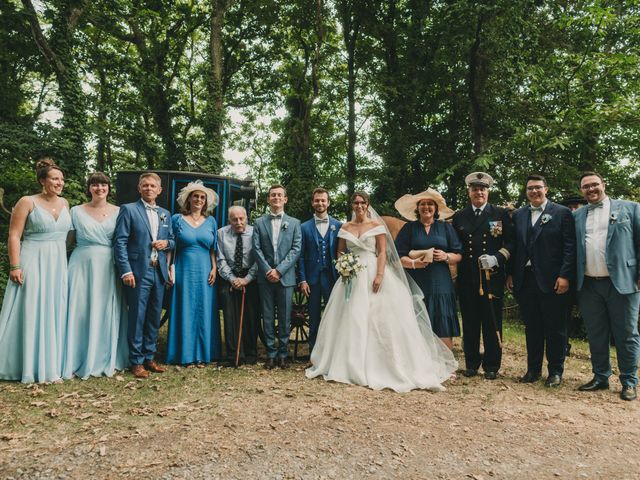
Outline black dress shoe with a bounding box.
[264,358,276,370]
[463,369,478,377]
[544,374,562,388]
[277,357,288,369]
[484,371,497,380]
[519,371,541,383]
[620,386,637,401]
[578,377,609,392]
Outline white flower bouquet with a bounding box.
[335,252,366,301]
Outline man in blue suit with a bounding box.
[253,185,302,369]
[114,173,175,378]
[574,172,640,401]
[507,175,576,388]
[298,188,342,354]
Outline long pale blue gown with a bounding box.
[166,214,221,364]
[0,200,71,383]
[62,206,128,379]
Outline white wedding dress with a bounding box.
[305,225,458,392]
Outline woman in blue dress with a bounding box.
[395,189,462,350]
[0,158,71,383]
[166,180,221,365]
[63,172,128,379]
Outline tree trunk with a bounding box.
[339,0,361,202]
[128,19,185,170]
[21,0,88,178]
[95,69,108,172]
[205,0,230,173]
[468,12,486,157]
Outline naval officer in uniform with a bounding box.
[452,172,514,379]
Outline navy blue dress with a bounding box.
[395,220,462,338]
[166,215,220,364]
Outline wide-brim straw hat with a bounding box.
[394,188,455,221]
[176,180,219,213]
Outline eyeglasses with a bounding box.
[580,182,601,191]
[526,185,545,191]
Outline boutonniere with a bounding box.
[330,224,336,232]
[540,213,552,225]
[610,212,618,224]
[489,220,502,237]
[160,213,167,223]
[282,221,289,230]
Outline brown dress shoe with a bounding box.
[131,365,149,378]
[143,360,167,373]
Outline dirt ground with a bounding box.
[1,338,639,480]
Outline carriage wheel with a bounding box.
[289,289,310,361]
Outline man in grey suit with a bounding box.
[574,171,640,401]
[253,185,302,369]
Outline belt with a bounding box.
[586,275,609,281]
[149,259,159,267]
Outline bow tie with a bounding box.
[530,206,543,213]
[270,213,283,220]
[145,204,159,212]
[315,218,329,224]
[587,202,603,211]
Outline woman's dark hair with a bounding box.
[86,171,112,198]
[35,157,63,185]
[180,191,209,216]
[350,191,370,205]
[414,198,440,220]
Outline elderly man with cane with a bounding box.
[452,172,514,380]
[217,206,259,366]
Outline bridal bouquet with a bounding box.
[335,252,366,301]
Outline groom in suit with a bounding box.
[253,184,302,369]
[114,172,175,378]
[507,174,575,387]
[574,172,640,401]
[298,188,342,353]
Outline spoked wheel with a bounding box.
[289,289,310,361]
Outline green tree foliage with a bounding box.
[1,0,639,225]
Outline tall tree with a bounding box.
[21,0,89,177]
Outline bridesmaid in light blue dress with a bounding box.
[63,173,128,379]
[166,181,221,365]
[0,159,71,383]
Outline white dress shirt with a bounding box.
[314,213,329,237]
[473,203,487,215]
[585,196,610,277]
[525,200,547,267]
[530,200,548,226]
[217,224,257,282]
[142,200,159,261]
[270,210,284,256]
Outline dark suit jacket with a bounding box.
[452,203,514,294]
[511,201,576,294]
[298,216,342,285]
[113,200,175,284]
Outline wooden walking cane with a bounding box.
[478,259,503,348]
[234,287,246,368]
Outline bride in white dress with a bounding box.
[305,192,458,392]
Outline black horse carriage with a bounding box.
[115,170,311,361]
[115,170,256,227]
